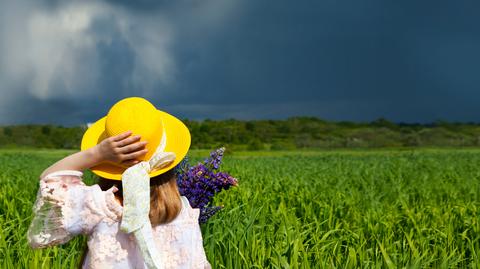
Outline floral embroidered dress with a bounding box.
[27,170,211,269]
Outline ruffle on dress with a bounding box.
[27,170,211,269]
[27,170,119,248]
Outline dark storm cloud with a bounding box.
[170,0,480,121]
[0,0,479,124]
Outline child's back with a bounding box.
[28,97,211,268]
[28,170,211,269]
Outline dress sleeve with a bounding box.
[182,197,212,269]
[154,197,212,269]
[190,211,212,269]
[27,170,110,249]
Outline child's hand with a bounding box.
[96,131,148,167]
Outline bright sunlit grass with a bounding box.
[1,149,479,268]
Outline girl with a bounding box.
[27,97,211,269]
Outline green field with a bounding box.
[1,149,480,268]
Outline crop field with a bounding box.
[0,148,480,268]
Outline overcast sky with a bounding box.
[0,0,479,125]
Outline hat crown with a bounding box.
[105,97,162,161]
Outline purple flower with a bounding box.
[204,147,225,170]
[199,206,223,224]
[175,147,237,223]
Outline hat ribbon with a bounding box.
[120,124,176,269]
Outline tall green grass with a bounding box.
[0,149,479,268]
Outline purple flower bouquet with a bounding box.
[175,147,238,223]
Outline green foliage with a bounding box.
[1,149,480,267]
[0,125,86,149]
[247,139,264,151]
[2,118,480,150]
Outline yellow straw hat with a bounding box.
[81,97,191,180]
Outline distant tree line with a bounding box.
[1,117,480,150]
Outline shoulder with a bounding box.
[40,169,122,222]
[180,196,190,209]
[178,196,200,223]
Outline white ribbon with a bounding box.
[120,126,176,269]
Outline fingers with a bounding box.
[118,141,148,154]
[122,149,149,161]
[121,159,141,167]
[105,131,149,166]
[116,135,142,147]
[111,131,133,142]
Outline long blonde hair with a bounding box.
[97,169,182,225]
[78,169,182,268]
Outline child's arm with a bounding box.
[29,130,149,249]
[40,131,149,179]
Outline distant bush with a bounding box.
[1,117,480,149]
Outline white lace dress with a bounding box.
[27,170,211,269]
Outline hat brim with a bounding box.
[81,110,190,180]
